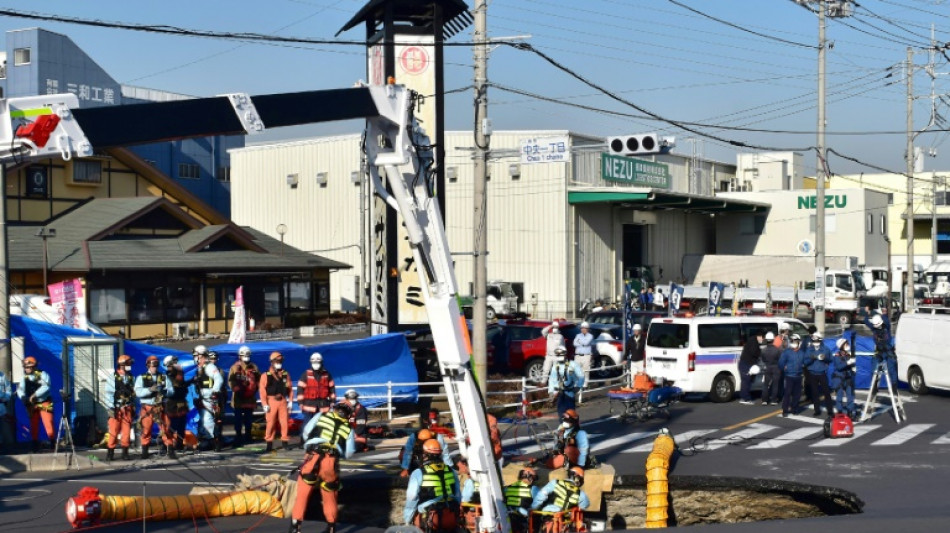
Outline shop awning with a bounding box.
[567,189,770,213]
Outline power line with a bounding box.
[666,0,817,49]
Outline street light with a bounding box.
[276,224,287,256]
[35,228,56,293]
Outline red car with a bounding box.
[504,318,578,382]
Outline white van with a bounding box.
[896,311,950,395]
[645,316,811,402]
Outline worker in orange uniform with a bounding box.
[16,356,55,453]
[229,346,261,447]
[105,355,136,461]
[134,356,175,459]
[296,352,336,427]
[289,401,356,533]
[259,351,292,452]
[342,389,370,452]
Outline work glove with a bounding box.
[818,354,825,361]
[847,358,856,366]
[149,385,160,394]
[748,365,761,376]
[263,405,270,414]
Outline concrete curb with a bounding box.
[0,451,107,473]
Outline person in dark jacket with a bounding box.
[759,332,783,406]
[830,338,857,419]
[804,332,836,417]
[778,334,805,417]
[864,307,897,387]
[626,324,646,363]
[738,330,764,404]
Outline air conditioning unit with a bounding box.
[172,323,189,338]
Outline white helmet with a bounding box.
[836,338,849,350]
[193,345,209,357]
[779,323,791,332]
[554,346,567,356]
[870,314,884,328]
[812,332,823,341]
[633,323,642,331]
[345,389,359,400]
[163,355,178,368]
[238,346,252,357]
[580,321,590,329]
[765,332,775,341]
[310,352,323,364]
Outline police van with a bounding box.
[896,310,950,395]
[644,316,811,402]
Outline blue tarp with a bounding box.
[822,333,898,390]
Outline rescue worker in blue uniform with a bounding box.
[404,438,461,530]
[400,427,451,477]
[778,334,805,418]
[864,307,897,388]
[831,338,858,419]
[193,349,224,451]
[547,347,584,418]
[546,409,590,469]
[134,355,175,459]
[531,466,590,514]
[803,332,836,417]
[505,467,540,533]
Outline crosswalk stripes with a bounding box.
[590,430,656,453]
[622,429,718,453]
[871,423,935,446]
[932,431,950,445]
[747,427,824,450]
[692,423,779,452]
[810,424,880,447]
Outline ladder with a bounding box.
[860,359,906,424]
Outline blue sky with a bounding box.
[2,0,949,178]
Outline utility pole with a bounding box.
[0,162,9,380]
[815,0,827,334]
[933,172,939,264]
[907,46,916,314]
[472,0,489,392]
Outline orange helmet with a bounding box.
[568,466,585,486]
[422,438,443,455]
[146,355,160,366]
[269,351,283,362]
[117,355,133,366]
[562,409,580,424]
[417,428,434,442]
[519,467,538,483]
[23,356,37,367]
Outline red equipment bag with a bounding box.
[823,413,854,438]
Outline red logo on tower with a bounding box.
[400,46,430,75]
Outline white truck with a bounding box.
[1,85,510,532]
[460,280,519,319]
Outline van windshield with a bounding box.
[647,323,689,349]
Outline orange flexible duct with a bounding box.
[644,430,675,528]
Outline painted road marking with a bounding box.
[591,430,656,453]
[699,423,779,451]
[932,431,950,445]
[810,424,880,447]
[747,427,824,450]
[870,424,935,446]
[622,429,720,453]
[784,414,828,425]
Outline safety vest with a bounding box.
[418,463,456,502]
[558,428,578,449]
[140,373,166,391]
[505,483,534,510]
[301,370,332,402]
[22,373,43,398]
[265,370,290,397]
[348,403,366,428]
[196,367,215,390]
[114,373,135,405]
[550,480,580,511]
[313,412,352,449]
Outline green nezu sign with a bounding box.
[601,153,670,189]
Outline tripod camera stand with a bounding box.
[53,389,80,469]
[859,357,906,424]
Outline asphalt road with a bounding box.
[3,385,949,532]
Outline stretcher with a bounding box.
[607,386,682,421]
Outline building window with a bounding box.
[739,214,766,235]
[880,214,887,234]
[809,214,837,233]
[867,214,873,234]
[14,47,31,66]
[166,283,198,322]
[129,288,165,323]
[72,160,103,185]
[887,193,894,205]
[287,282,311,310]
[217,166,231,182]
[90,288,127,324]
[719,181,730,192]
[178,163,200,179]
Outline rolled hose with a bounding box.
[644,431,675,528]
[66,487,284,528]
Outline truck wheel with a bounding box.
[834,311,852,327]
[709,373,735,403]
[907,367,929,395]
[525,359,545,384]
[486,307,496,320]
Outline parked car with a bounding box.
[585,309,666,330]
[403,322,505,381]
[505,318,578,382]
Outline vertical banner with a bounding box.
[668,283,684,317]
[228,286,246,344]
[731,283,741,316]
[368,34,438,330]
[48,278,87,330]
[765,280,773,315]
[793,285,800,319]
[623,282,635,339]
[707,282,724,317]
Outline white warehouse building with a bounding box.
[230,135,879,320]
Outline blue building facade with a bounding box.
[0,27,239,217]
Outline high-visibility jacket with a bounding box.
[134,373,169,406]
[505,483,534,510]
[298,369,335,411]
[550,480,581,511]
[418,463,457,502]
[311,411,352,451]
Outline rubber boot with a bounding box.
[265,441,273,453]
[214,438,222,452]
[106,448,115,462]
[141,445,150,460]
[288,519,302,533]
[322,523,336,533]
[167,445,177,460]
[120,447,130,461]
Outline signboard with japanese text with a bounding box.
[48,278,87,331]
[601,153,670,188]
[521,136,571,164]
